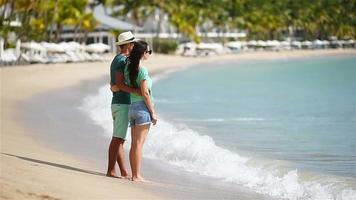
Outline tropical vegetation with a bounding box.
[0,0,97,44]
[109,0,355,41]
[1,0,355,46]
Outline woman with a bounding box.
[125,40,157,182]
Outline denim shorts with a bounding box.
[128,101,152,126]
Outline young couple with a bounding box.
[106,31,157,182]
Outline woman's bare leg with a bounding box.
[129,124,150,181]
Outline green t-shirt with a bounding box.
[110,54,131,104]
[125,66,153,103]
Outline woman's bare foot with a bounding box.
[131,176,151,183]
[106,173,120,178]
[120,175,131,180]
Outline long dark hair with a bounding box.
[127,40,148,87]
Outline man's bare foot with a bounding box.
[107,171,131,180]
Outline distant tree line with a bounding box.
[109,0,355,42]
[1,0,355,45]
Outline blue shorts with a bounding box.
[128,101,152,126]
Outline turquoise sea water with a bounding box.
[82,55,356,199]
[154,56,356,178]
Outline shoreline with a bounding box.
[1,49,355,199]
[0,62,164,199]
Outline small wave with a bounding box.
[154,99,192,104]
[175,117,266,123]
[175,118,225,122]
[78,85,113,137]
[155,98,229,104]
[79,85,356,200]
[232,117,266,122]
[147,120,356,200]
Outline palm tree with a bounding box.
[165,1,201,42]
[13,0,42,41]
[54,0,90,42]
[78,12,98,43]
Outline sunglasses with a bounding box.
[146,50,152,55]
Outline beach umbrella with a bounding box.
[280,41,290,47]
[16,40,21,58]
[313,40,324,48]
[21,42,46,51]
[302,41,312,46]
[240,41,247,46]
[0,38,4,60]
[197,43,219,50]
[266,40,280,47]
[322,40,330,46]
[281,41,290,46]
[347,39,354,44]
[346,39,355,46]
[339,40,347,47]
[226,41,243,53]
[3,49,17,62]
[247,40,257,46]
[301,41,312,49]
[196,43,225,55]
[59,42,77,52]
[330,40,342,48]
[85,43,110,53]
[227,41,248,52]
[41,42,65,53]
[256,40,267,47]
[343,40,352,47]
[67,41,86,51]
[184,42,196,49]
[291,41,302,49]
[313,39,323,45]
[278,41,291,50]
[226,41,243,49]
[21,42,49,63]
[181,42,197,56]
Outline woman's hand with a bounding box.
[111,84,120,92]
[151,113,158,125]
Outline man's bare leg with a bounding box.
[117,139,129,178]
[107,137,121,177]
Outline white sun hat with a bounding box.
[117,31,137,45]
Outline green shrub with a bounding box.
[152,38,178,54]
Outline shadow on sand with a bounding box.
[2,152,106,177]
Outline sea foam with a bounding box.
[79,85,356,200]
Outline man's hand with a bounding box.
[133,88,142,96]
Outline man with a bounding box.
[107,31,139,178]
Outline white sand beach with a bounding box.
[1,49,355,199]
